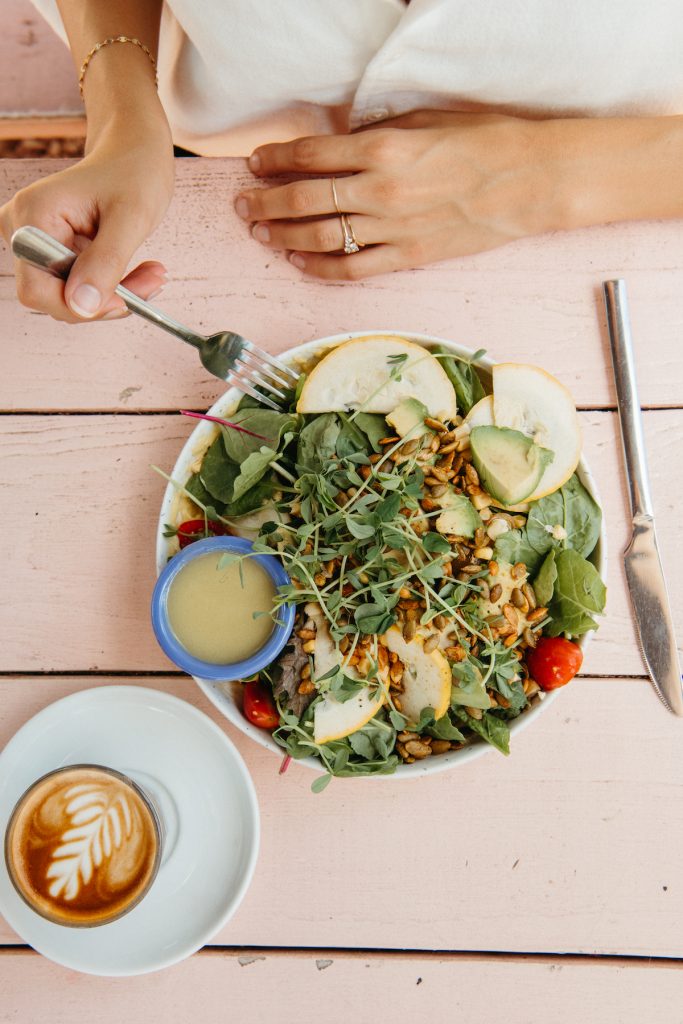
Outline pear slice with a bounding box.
[307,603,386,744]
[492,363,581,500]
[464,394,494,428]
[313,687,386,745]
[297,336,457,419]
[384,627,451,724]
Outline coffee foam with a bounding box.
[6,767,159,926]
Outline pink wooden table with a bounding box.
[1,158,683,1022]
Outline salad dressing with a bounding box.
[167,552,275,664]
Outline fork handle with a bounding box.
[11,226,207,350]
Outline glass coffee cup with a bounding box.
[4,764,162,927]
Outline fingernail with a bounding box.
[235,197,249,219]
[69,283,102,318]
[289,253,305,270]
[147,285,165,300]
[101,307,128,321]
[252,223,270,243]
[248,152,261,172]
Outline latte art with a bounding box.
[5,766,161,926]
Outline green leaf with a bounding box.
[354,413,389,452]
[493,528,545,576]
[329,672,366,703]
[452,706,510,755]
[450,659,491,710]
[311,773,333,794]
[199,436,241,503]
[354,602,396,635]
[231,446,277,502]
[221,409,296,463]
[222,479,275,517]
[435,345,486,415]
[185,471,225,512]
[347,518,376,540]
[546,548,606,637]
[389,707,407,729]
[422,532,451,554]
[527,474,602,560]
[428,714,467,743]
[377,493,402,523]
[534,549,558,606]
[297,413,341,472]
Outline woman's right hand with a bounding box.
[0,117,174,322]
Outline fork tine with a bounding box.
[238,349,293,390]
[234,358,288,400]
[228,373,282,411]
[244,341,300,381]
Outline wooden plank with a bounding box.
[0,1,82,117]
[2,160,683,411]
[2,947,683,1024]
[3,672,683,956]
[0,116,86,141]
[1,411,679,675]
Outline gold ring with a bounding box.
[340,213,364,255]
[331,177,343,215]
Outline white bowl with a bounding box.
[156,331,606,778]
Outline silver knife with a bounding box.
[603,279,683,715]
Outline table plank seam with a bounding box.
[3,944,683,969]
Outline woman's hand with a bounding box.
[236,110,558,280]
[0,117,174,321]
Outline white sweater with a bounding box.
[33,0,683,154]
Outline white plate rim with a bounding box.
[0,685,260,976]
[155,330,607,778]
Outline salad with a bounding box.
[161,336,605,789]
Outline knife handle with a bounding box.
[603,279,654,520]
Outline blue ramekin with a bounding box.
[151,536,295,681]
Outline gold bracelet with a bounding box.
[78,36,158,98]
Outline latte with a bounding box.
[4,765,161,927]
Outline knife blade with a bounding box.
[603,279,683,715]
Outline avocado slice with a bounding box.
[470,426,554,506]
[435,494,482,538]
[386,397,430,439]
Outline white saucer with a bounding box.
[0,686,260,976]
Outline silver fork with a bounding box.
[11,225,299,411]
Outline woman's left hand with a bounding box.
[235,110,560,280]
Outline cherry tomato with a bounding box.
[243,677,280,730]
[526,636,583,691]
[177,519,228,549]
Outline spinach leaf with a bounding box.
[495,474,602,576]
[428,714,466,743]
[185,471,225,513]
[199,436,240,503]
[527,475,601,561]
[336,412,371,459]
[222,479,275,517]
[297,413,341,471]
[354,413,388,452]
[534,550,558,606]
[546,548,606,637]
[231,446,278,503]
[493,528,546,576]
[452,706,510,755]
[435,345,486,415]
[221,409,296,463]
